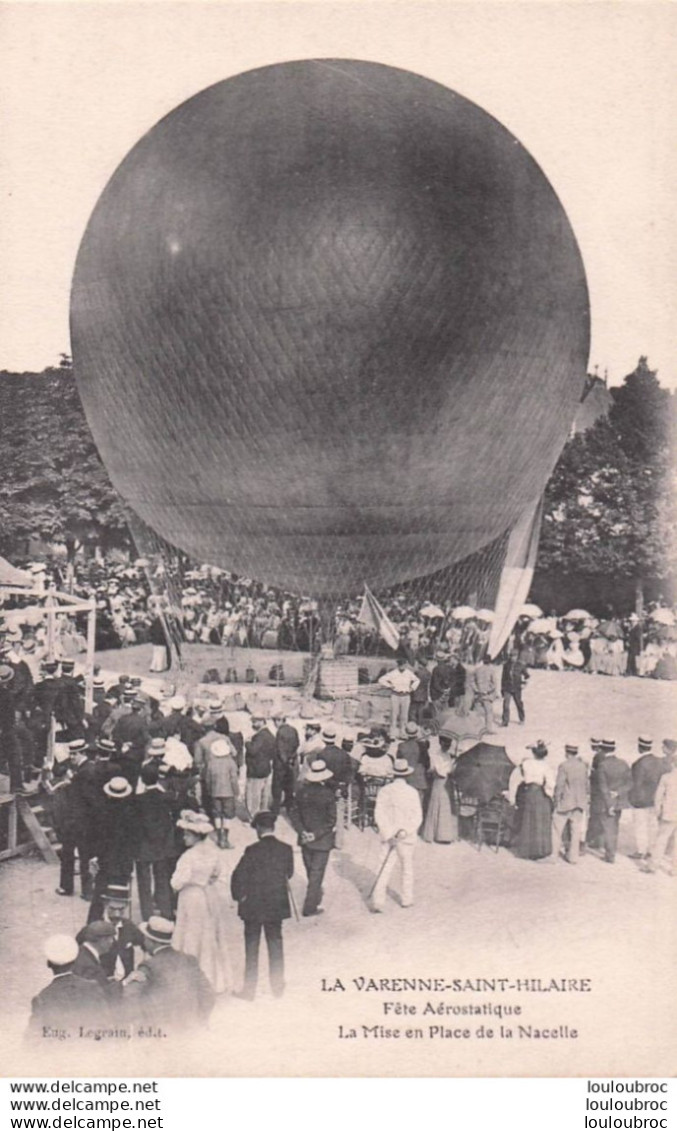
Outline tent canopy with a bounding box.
[0,556,33,588]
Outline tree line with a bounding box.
[0,356,675,609]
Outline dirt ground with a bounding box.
[1,655,675,1078]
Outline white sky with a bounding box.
[1,1,676,386]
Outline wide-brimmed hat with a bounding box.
[392,758,414,777]
[306,759,333,783]
[96,738,117,757]
[0,665,15,685]
[139,916,175,945]
[322,725,337,742]
[176,809,214,835]
[362,735,383,750]
[564,744,579,756]
[148,737,166,756]
[103,776,133,799]
[404,721,419,737]
[601,739,616,752]
[211,739,232,758]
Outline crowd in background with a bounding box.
[3,554,677,680]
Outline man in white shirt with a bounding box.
[370,758,422,912]
[378,659,420,739]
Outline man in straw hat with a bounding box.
[134,764,177,917]
[88,776,135,922]
[629,736,668,860]
[230,811,294,999]
[123,917,214,1030]
[28,935,110,1037]
[370,759,422,913]
[293,759,337,917]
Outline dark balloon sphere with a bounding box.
[71,59,589,596]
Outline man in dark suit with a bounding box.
[230,810,294,999]
[134,762,176,919]
[597,739,632,863]
[123,917,214,1031]
[77,884,145,980]
[629,736,668,859]
[112,698,149,786]
[28,935,110,1037]
[72,920,120,1004]
[88,777,136,922]
[245,716,276,818]
[270,714,300,818]
[293,760,337,917]
[500,651,528,726]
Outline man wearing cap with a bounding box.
[48,740,92,897]
[645,741,677,875]
[595,740,632,863]
[371,759,423,912]
[629,737,669,860]
[134,763,177,917]
[54,659,85,739]
[244,717,275,820]
[123,917,214,1030]
[230,811,294,999]
[28,935,110,1037]
[408,657,432,725]
[293,760,337,917]
[270,714,300,819]
[378,658,420,739]
[551,745,589,864]
[72,921,119,999]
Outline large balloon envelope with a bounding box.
[71,59,589,596]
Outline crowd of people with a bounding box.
[0,636,670,1041]
[4,555,676,678]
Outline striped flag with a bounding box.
[357,585,400,651]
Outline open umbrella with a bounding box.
[437,707,488,747]
[452,742,515,804]
[528,617,558,634]
[420,603,445,619]
[521,603,542,618]
[451,605,476,620]
[564,608,591,620]
[650,608,675,626]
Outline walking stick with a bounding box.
[367,841,396,902]
[286,878,300,923]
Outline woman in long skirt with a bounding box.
[509,742,555,860]
[171,810,234,993]
[421,735,458,844]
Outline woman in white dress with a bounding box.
[171,810,234,994]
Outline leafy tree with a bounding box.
[538,358,677,610]
[0,362,131,560]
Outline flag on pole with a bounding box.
[357,585,400,652]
